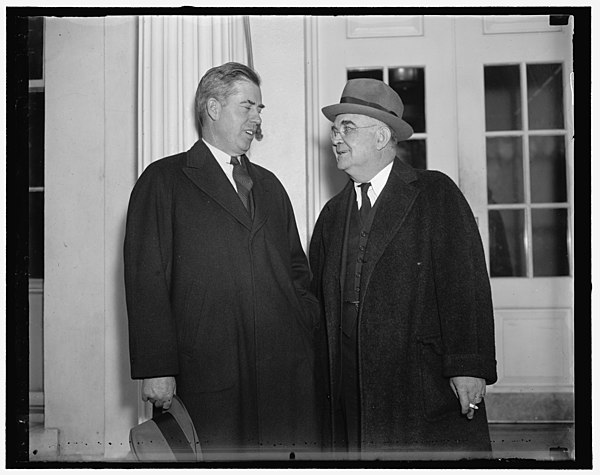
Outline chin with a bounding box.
[336,157,349,170]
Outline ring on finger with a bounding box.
[469,403,479,409]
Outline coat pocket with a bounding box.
[179,320,237,393]
[416,334,460,422]
[177,280,236,393]
[177,277,207,354]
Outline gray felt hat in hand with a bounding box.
[129,395,202,462]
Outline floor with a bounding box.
[489,423,575,461]
[29,422,576,464]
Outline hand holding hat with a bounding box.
[130,394,202,462]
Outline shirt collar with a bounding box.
[202,138,235,165]
[354,160,394,202]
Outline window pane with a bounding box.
[28,17,44,80]
[29,192,44,278]
[397,139,426,170]
[389,67,425,133]
[347,68,383,81]
[484,65,522,131]
[532,209,569,276]
[29,91,45,187]
[487,136,524,204]
[489,209,526,277]
[527,63,564,130]
[530,135,567,203]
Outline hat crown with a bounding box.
[341,78,405,118]
[321,78,413,141]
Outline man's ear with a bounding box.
[206,98,221,121]
[376,126,392,151]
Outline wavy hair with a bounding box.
[195,62,261,128]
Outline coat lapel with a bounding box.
[182,141,254,230]
[323,180,355,318]
[360,158,420,300]
[243,155,271,233]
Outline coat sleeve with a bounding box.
[308,209,327,303]
[430,173,498,384]
[123,164,179,379]
[279,185,321,331]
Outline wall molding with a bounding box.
[304,16,321,244]
[483,15,563,35]
[492,308,573,391]
[346,16,424,38]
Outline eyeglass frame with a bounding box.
[329,123,381,141]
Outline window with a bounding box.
[29,16,44,278]
[28,16,45,405]
[484,63,570,277]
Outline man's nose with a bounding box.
[331,133,343,145]
[250,110,262,124]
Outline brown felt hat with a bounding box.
[322,78,414,141]
[129,395,202,462]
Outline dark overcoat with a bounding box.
[124,140,323,455]
[309,158,498,457]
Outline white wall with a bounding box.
[248,16,311,247]
[103,17,142,458]
[43,16,139,460]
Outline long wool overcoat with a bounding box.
[309,158,498,456]
[124,140,324,455]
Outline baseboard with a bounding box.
[485,392,574,422]
[29,427,59,461]
[29,391,45,427]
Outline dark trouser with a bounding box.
[339,301,360,455]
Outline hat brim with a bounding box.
[322,103,414,141]
[129,395,202,462]
[168,396,199,449]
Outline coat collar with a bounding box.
[325,158,420,304]
[182,140,271,231]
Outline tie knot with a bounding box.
[230,156,241,166]
[359,182,371,196]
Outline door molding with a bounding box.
[304,16,321,244]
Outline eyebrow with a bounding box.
[339,119,357,127]
[242,99,265,110]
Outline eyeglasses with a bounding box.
[330,124,380,141]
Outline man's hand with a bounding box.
[449,376,486,420]
[142,376,176,410]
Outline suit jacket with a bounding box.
[309,158,497,456]
[124,140,323,454]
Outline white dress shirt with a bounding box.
[203,139,239,191]
[354,160,394,209]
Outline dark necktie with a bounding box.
[359,182,372,223]
[230,156,253,212]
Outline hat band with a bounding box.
[154,411,196,461]
[340,96,399,118]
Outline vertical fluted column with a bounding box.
[138,15,248,175]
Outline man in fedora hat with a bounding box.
[309,78,497,458]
